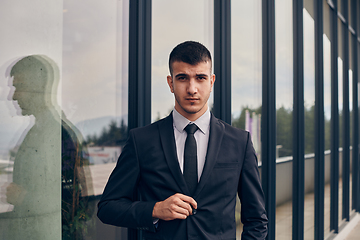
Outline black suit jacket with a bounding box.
[98,113,268,240]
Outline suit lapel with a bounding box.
[194,114,225,197]
[159,114,190,195]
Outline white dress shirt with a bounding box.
[172,108,211,181]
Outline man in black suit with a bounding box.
[98,41,268,239]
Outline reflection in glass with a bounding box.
[323,33,332,237]
[303,7,315,239]
[338,56,344,226]
[62,0,129,238]
[0,55,61,239]
[231,0,262,159]
[275,0,293,238]
[349,68,353,213]
[151,0,214,122]
[231,1,262,238]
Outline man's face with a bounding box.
[11,76,30,115]
[167,61,215,121]
[11,75,39,116]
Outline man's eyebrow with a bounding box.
[196,73,208,77]
[175,73,188,78]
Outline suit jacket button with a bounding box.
[192,209,197,215]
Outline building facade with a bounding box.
[0,0,359,240]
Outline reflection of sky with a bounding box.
[231,0,262,118]
[62,0,128,124]
[338,57,343,111]
[304,9,315,109]
[324,35,331,120]
[0,0,62,156]
[151,0,214,121]
[276,0,293,110]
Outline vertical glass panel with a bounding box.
[0,1,63,239]
[337,17,344,226]
[323,32,332,237]
[349,67,353,213]
[231,1,262,238]
[152,0,214,122]
[303,6,315,239]
[338,0,343,16]
[275,0,293,239]
[62,0,129,239]
[348,0,352,28]
[231,1,262,155]
[323,3,332,236]
[349,30,353,214]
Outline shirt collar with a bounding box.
[172,108,211,135]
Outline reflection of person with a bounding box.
[98,41,268,239]
[0,55,62,239]
[0,55,93,240]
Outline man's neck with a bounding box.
[174,106,208,122]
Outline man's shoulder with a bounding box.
[129,115,171,135]
[211,115,248,136]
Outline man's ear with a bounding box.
[167,75,174,93]
[210,74,215,91]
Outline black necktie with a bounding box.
[183,123,199,196]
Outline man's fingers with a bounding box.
[152,193,198,221]
[173,198,193,215]
[176,193,197,210]
[171,203,191,216]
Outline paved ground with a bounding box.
[344,217,360,240]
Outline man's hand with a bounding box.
[5,182,26,205]
[152,193,197,221]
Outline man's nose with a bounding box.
[11,90,18,100]
[187,79,197,94]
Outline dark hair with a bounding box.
[168,41,212,75]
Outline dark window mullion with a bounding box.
[351,0,360,214]
[128,1,152,239]
[213,0,231,124]
[292,0,305,239]
[341,0,351,222]
[330,0,340,232]
[261,0,276,239]
[128,0,151,132]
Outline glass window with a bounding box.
[231,1,262,238]
[323,2,332,236]
[0,1,63,239]
[303,5,316,239]
[62,0,129,238]
[275,0,293,239]
[338,0,343,17]
[231,0,262,159]
[151,0,214,122]
[349,30,353,214]
[0,0,129,239]
[338,16,344,225]
[323,31,332,237]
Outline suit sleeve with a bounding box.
[97,130,157,232]
[238,132,268,239]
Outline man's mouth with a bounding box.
[186,98,199,101]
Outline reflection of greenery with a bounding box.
[231,105,351,158]
[84,119,127,146]
[62,120,94,240]
[232,106,262,130]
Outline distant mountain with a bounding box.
[74,115,127,140]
